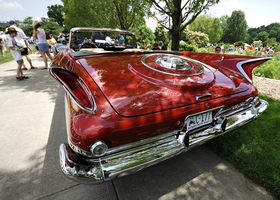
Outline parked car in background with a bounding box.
[49,27,271,184]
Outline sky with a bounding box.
[0,0,279,30]
[0,0,63,22]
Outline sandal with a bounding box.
[21,76,29,79]
[16,77,24,80]
[31,67,38,69]
[22,67,28,70]
[41,67,48,70]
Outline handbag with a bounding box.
[46,32,52,40]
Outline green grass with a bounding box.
[253,54,280,80]
[0,45,36,64]
[0,48,14,64]
[208,95,280,198]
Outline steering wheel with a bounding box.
[79,42,98,50]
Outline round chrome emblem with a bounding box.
[141,54,204,77]
[155,56,191,70]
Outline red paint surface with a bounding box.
[50,51,265,149]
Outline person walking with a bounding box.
[8,20,37,70]
[32,21,53,69]
[5,27,28,80]
[0,37,5,57]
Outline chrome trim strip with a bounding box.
[141,53,204,77]
[196,93,212,101]
[106,131,177,155]
[59,99,268,184]
[49,65,97,114]
[236,57,271,83]
[68,137,93,158]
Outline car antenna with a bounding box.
[221,45,225,61]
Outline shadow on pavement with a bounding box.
[0,68,60,103]
[113,145,272,200]
[0,55,273,200]
[38,88,117,200]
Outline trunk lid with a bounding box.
[78,53,249,117]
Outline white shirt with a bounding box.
[5,25,27,48]
[105,36,112,44]
[7,36,22,61]
[36,28,47,44]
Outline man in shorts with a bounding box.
[5,27,28,80]
[7,20,37,70]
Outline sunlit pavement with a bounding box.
[0,53,274,200]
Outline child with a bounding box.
[5,27,28,80]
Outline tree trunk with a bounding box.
[171,30,180,51]
[171,0,181,51]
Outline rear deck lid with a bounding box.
[78,53,250,117]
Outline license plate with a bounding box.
[186,111,213,131]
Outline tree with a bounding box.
[188,15,222,43]
[247,23,280,44]
[267,23,280,42]
[154,25,168,45]
[267,37,277,48]
[106,0,148,30]
[47,4,64,27]
[188,15,212,33]
[62,0,148,30]
[135,25,155,45]
[19,17,34,36]
[219,15,228,32]
[254,31,269,47]
[223,10,247,43]
[147,0,220,50]
[40,17,64,37]
[208,18,223,44]
[62,0,101,30]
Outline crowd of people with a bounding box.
[1,20,66,81]
[140,42,167,50]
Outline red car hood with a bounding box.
[78,53,251,117]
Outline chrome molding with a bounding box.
[68,137,93,158]
[49,65,97,114]
[196,93,212,101]
[59,98,268,184]
[141,53,204,77]
[236,57,272,83]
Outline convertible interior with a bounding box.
[68,28,163,57]
[70,28,136,52]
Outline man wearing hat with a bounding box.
[7,20,37,70]
[5,27,28,80]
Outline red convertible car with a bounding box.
[49,28,270,184]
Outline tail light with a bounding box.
[50,67,96,113]
[237,57,271,83]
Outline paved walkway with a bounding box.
[0,54,274,200]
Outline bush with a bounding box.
[235,41,245,47]
[244,48,262,56]
[253,54,280,80]
[198,48,209,53]
[179,42,198,52]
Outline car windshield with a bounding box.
[70,28,136,52]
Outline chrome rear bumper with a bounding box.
[59,99,268,184]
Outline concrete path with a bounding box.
[0,53,274,200]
